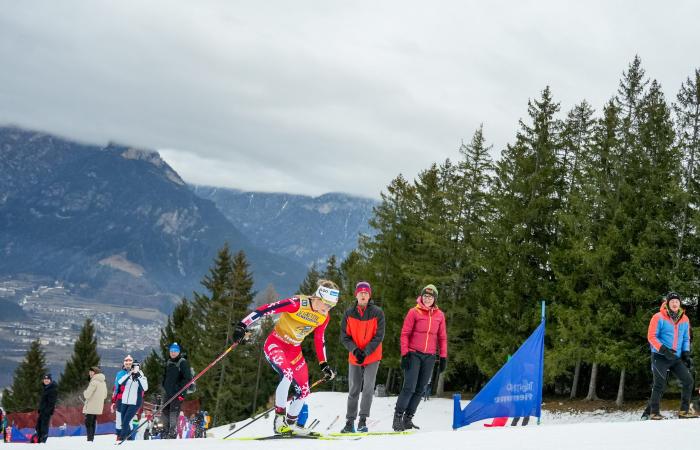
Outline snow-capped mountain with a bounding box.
[191,186,378,268]
[0,126,306,309]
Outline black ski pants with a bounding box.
[649,353,694,414]
[85,414,97,441]
[161,398,182,439]
[395,351,435,416]
[35,411,52,443]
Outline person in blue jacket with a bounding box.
[646,292,697,419]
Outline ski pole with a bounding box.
[118,341,241,444]
[325,415,339,431]
[223,377,326,439]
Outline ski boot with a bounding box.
[357,416,368,433]
[287,415,318,436]
[341,419,355,433]
[274,412,292,435]
[403,414,420,430]
[392,412,405,432]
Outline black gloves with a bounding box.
[681,351,692,368]
[439,357,447,374]
[232,322,248,344]
[352,348,366,365]
[131,371,141,380]
[401,354,410,371]
[320,362,336,381]
[659,345,678,361]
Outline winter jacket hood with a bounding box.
[83,373,108,415]
[415,295,440,311]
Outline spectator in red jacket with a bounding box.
[393,284,447,432]
[340,281,385,433]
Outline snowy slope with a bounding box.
[12,392,700,449]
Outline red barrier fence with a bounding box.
[7,400,200,430]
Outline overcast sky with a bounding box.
[1,1,698,198]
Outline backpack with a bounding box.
[176,358,197,394]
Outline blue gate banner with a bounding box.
[453,321,545,428]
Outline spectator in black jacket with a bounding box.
[36,373,57,443]
[161,343,193,439]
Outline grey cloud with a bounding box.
[1,1,699,198]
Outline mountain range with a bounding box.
[191,186,377,269]
[0,126,307,309]
[0,126,377,310]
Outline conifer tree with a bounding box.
[142,349,164,401]
[2,340,48,412]
[475,86,563,376]
[673,68,700,297]
[187,246,258,425]
[58,319,101,398]
[159,298,195,360]
[447,126,494,387]
[298,263,321,294]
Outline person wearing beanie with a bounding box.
[161,342,193,439]
[393,284,447,432]
[35,373,57,442]
[646,291,697,419]
[232,279,340,436]
[111,354,134,441]
[117,359,148,441]
[83,366,108,441]
[339,281,385,433]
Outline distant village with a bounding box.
[0,278,163,353]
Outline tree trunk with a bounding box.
[436,371,445,397]
[615,368,626,407]
[570,359,581,399]
[585,362,599,401]
[386,367,394,394]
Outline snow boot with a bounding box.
[649,413,665,420]
[403,414,420,430]
[274,413,292,435]
[678,410,699,419]
[357,417,368,433]
[341,419,355,433]
[392,412,405,432]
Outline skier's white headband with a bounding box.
[314,286,339,306]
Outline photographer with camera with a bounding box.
[117,359,149,441]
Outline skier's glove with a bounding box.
[131,371,141,380]
[438,357,447,374]
[659,345,678,361]
[232,322,248,344]
[352,348,366,365]
[681,351,692,368]
[320,362,336,381]
[401,354,411,371]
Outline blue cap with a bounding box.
[169,342,181,353]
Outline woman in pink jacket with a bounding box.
[393,284,447,432]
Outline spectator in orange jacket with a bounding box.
[340,281,385,433]
[393,284,447,432]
